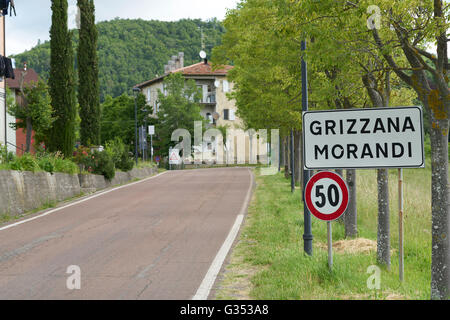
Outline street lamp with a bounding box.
[142,108,149,161]
[133,87,141,166]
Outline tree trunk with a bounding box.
[377,168,390,269]
[284,136,289,179]
[430,117,450,300]
[294,130,301,185]
[25,118,33,153]
[335,169,344,223]
[290,129,295,192]
[345,169,357,238]
[279,134,283,172]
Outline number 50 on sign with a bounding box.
[305,171,349,221]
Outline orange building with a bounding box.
[6,68,40,155]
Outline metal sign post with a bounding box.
[399,168,404,282]
[301,39,313,256]
[149,125,155,163]
[305,171,349,272]
[327,221,333,271]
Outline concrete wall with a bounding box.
[0,167,158,217]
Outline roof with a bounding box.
[134,61,234,89]
[6,68,40,89]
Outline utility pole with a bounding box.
[1,14,6,149]
[133,87,141,166]
[302,39,313,256]
[143,108,148,162]
[290,129,295,193]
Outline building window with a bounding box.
[224,109,230,120]
[147,88,151,102]
[206,113,213,124]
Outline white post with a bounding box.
[328,221,333,271]
[399,168,404,282]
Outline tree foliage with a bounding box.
[100,93,148,151]
[155,73,205,156]
[47,0,77,157]
[7,80,55,151]
[78,0,101,146]
[214,0,449,299]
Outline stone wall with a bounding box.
[0,167,158,217]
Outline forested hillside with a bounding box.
[12,18,225,101]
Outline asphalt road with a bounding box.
[0,167,253,300]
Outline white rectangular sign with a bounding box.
[302,107,425,169]
[148,125,155,135]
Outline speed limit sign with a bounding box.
[305,171,349,221]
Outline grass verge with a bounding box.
[214,166,433,300]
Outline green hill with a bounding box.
[12,18,225,101]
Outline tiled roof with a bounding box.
[6,68,40,89]
[173,61,233,75]
[135,61,233,88]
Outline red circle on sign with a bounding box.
[305,171,349,221]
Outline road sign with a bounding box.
[139,126,147,150]
[169,149,181,165]
[302,106,425,169]
[149,125,155,136]
[305,171,349,221]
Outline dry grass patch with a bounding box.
[316,238,377,255]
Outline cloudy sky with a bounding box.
[4,0,240,56]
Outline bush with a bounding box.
[105,138,134,172]
[0,144,16,164]
[53,157,78,175]
[9,154,40,172]
[82,150,115,180]
[37,152,78,175]
[38,156,54,173]
[117,151,135,172]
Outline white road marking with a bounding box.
[192,169,254,300]
[0,171,168,233]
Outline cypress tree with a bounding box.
[48,0,77,157]
[78,0,100,146]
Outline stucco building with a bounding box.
[134,53,266,165]
[134,52,241,129]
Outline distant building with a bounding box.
[134,52,241,129]
[6,68,40,155]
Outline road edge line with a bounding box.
[192,168,254,300]
[0,170,168,233]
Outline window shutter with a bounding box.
[223,80,229,93]
[229,109,236,121]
